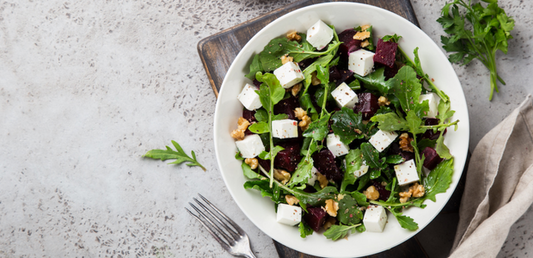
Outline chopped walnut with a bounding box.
[286,31,301,42]
[285,195,300,206]
[354,31,370,40]
[361,24,371,31]
[294,107,311,131]
[378,96,391,106]
[411,182,425,198]
[325,199,339,217]
[281,54,294,65]
[317,172,328,189]
[323,217,337,230]
[337,194,345,201]
[363,185,380,201]
[230,117,250,140]
[311,71,321,86]
[399,190,412,203]
[361,40,370,48]
[274,169,291,185]
[399,133,414,152]
[245,158,258,170]
[294,107,307,120]
[291,83,302,97]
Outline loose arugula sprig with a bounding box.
[437,0,514,100]
[144,140,206,171]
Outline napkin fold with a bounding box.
[450,95,533,257]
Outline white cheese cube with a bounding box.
[276,203,302,226]
[354,162,369,178]
[348,49,375,76]
[272,119,298,139]
[419,93,440,118]
[363,205,388,232]
[273,62,304,89]
[331,82,359,109]
[369,129,398,152]
[307,167,319,186]
[306,20,334,50]
[394,159,420,186]
[235,134,265,159]
[326,133,350,157]
[237,83,262,111]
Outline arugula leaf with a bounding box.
[386,155,404,164]
[244,180,277,200]
[361,142,387,179]
[302,53,336,91]
[337,195,363,225]
[144,140,206,171]
[258,145,285,160]
[418,138,437,150]
[323,224,361,241]
[390,209,419,230]
[299,222,313,238]
[382,34,402,43]
[438,0,514,100]
[246,54,264,80]
[370,112,408,131]
[423,158,454,202]
[287,157,314,187]
[353,67,393,95]
[303,113,331,141]
[242,162,261,179]
[412,47,450,102]
[436,131,453,159]
[254,109,268,122]
[248,122,269,134]
[351,191,369,206]
[331,107,368,144]
[390,66,424,114]
[292,186,338,207]
[341,149,363,193]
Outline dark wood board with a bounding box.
[197,0,432,257]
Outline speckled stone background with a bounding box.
[0,0,531,257]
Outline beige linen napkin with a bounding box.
[450,95,533,257]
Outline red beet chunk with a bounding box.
[388,141,415,162]
[312,149,343,183]
[373,38,398,68]
[384,63,399,80]
[422,118,447,140]
[252,79,262,88]
[274,95,299,120]
[329,66,342,81]
[303,207,327,232]
[257,158,270,172]
[372,180,391,201]
[242,109,257,123]
[274,142,302,172]
[298,57,318,70]
[354,93,379,120]
[338,29,362,58]
[422,147,443,170]
[335,69,354,86]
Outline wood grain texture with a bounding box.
[197,0,429,257]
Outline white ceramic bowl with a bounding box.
[214,2,469,257]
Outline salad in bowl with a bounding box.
[214,3,469,257]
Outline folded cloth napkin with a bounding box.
[450,95,533,257]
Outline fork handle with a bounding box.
[243,252,257,258]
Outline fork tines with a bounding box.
[185,194,254,257]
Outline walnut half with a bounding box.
[325,199,339,217]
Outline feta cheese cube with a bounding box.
[235,134,265,159]
[273,62,304,89]
[237,83,262,111]
[272,119,298,139]
[394,159,420,186]
[276,203,302,226]
[419,93,440,118]
[363,205,388,232]
[326,133,350,157]
[306,20,334,50]
[369,129,398,152]
[354,162,369,178]
[331,82,359,109]
[348,49,375,76]
[307,167,319,186]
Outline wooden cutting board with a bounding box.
[198,0,430,257]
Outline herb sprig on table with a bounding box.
[144,140,206,171]
[437,0,515,100]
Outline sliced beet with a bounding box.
[335,69,355,86]
[373,38,398,68]
[274,141,302,172]
[242,109,257,123]
[384,63,399,80]
[372,180,391,201]
[422,118,447,140]
[257,158,270,172]
[354,93,380,120]
[388,141,415,162]
[303,206,328,232]
[422,147,443,170]
[274,95,299,120]
[312,149,343,183]
[329,65,342,81]
[338,29,362,58]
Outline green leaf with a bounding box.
[351,191,369,206]
[353,67,393,95]
[303,113,331,141]
[288,158,314,187]
[331,108,368,145]
[299,222,313,238]
[418,138,437,150]
[144,140,206,171]
[393,212,419,231]
[316,64,329,85]
[244,180,275,199]
[361,142,384,170]
[323,224,361,241]
[382,34,402,43]
[390,66,424,114]
[423,158,454,202]
[302,53,336,90]
[242,162,261,179]
[246,54,264,80]
[256,72,285,107]
[386,155,404,164]
[337,195,363,225]
[341,149,363,193]
[292,186,338,207]
[436,132,453,159]
[248,122,269,134]
[258,145,285,160]
[370,112,409,131]
[254,109,268,122]
[406,110,427,135]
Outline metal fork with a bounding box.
[185,194,257,258]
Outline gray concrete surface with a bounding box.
[0,0,531,257]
